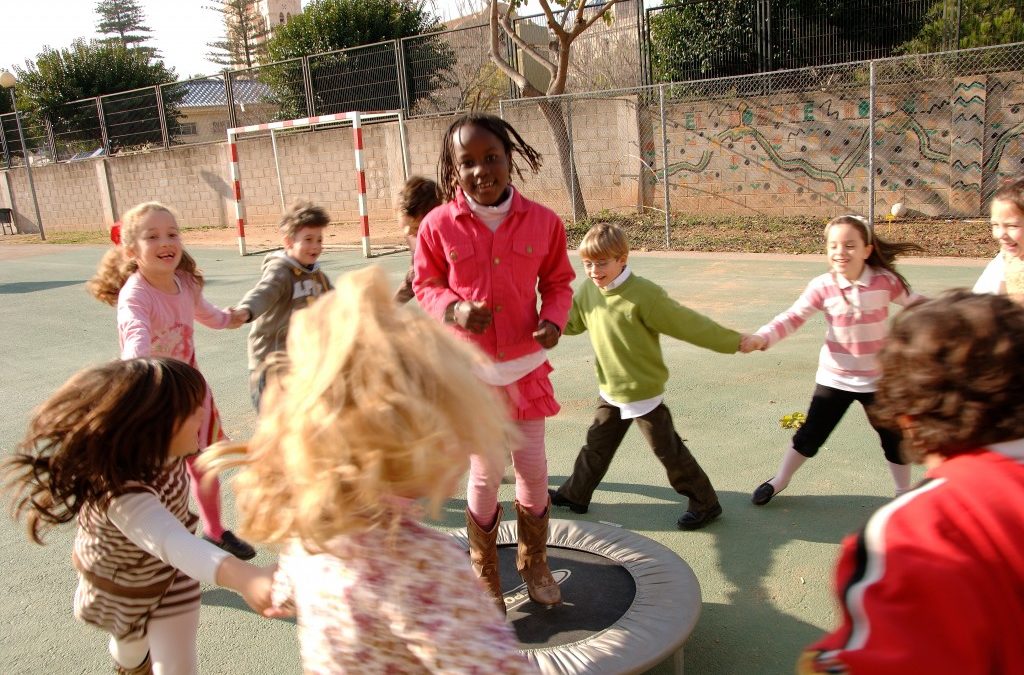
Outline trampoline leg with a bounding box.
[673,647,684,674]
[466,506,506,616]
[514,499,562,606]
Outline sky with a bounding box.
[0,0,537,81]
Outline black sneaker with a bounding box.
[549,488,588,514]
[676,503,723,530]
[751,481,777,506]
[204,530,256,560]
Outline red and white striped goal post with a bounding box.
[226,110,402,257]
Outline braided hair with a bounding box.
[437,113,542,202]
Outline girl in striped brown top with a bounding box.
[2,357,277,675]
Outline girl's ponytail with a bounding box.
[87,247,138,306]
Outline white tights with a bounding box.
[109,607,200,675]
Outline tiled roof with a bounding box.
[176,78,272,107]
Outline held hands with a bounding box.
[451,300,492,334]
[226,307,250,329]
[739,334,767,353]
[532,320,561,349]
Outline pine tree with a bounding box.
[206,0,270,70]
[94,0,157,59]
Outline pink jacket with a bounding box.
[413,188,575,362]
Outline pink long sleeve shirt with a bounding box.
[754,266,923,392]
[413,188,575,362]
[117,271,231,364]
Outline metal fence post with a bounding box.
[567,98,577,225]
[659,83,671,248]
[302,56,315,117]
[954,0,962,50]
[394,39,410,115]
[96,96,110,154]
[155,84,170,149]
[0,117,8,168]
[43,116,58,162]
[868,60,876,226]
[225,71,238,130]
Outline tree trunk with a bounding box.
[536,97,588,221]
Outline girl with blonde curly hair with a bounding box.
[88,202,254,560]
[201,266,537,673]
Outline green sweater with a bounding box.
[564,273,741,402]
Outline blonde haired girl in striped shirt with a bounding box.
[2,358,277,675]
[740,215,924,506]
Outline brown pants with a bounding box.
[556,400,719,512]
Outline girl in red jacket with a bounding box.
[413,113,575,614]
[800,290,1024,674]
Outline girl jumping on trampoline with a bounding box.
[413,112,575,613]
[2,357,275,675]
[199,266,536,673]
[88,202,255,560]
[741,215,923,505]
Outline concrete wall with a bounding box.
[5,68,1024,236]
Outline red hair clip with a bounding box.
[110,222,121,246]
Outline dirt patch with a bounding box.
[185,219,408,251]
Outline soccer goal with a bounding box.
[226,109,409,257]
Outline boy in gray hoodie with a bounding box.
[237,201,332,408]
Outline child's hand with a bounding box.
[739,334,767,353]
[453,300,492,334]
[532,320,561,349]
[216,557,276,615]
[227,307,250,329]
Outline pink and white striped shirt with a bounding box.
[755,266,923,392]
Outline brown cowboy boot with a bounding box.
[514,499,562,606]
[113,653,152,675]
[466,505,506,615]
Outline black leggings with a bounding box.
[792,384,904,464]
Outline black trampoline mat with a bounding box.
[494,544,637,648]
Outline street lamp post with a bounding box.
[0,71,45,240]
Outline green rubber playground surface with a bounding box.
[0,243,985,674]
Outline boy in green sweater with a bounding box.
[550,223,745,530]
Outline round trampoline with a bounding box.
[451,519,701,674]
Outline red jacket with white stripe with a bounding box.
[800,442,1024,674]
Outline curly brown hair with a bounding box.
[399,177,442,219]
[873,290,1024,461]
[2,358,206,544]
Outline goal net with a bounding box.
[226,110,408,257]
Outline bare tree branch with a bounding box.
[494,1,558,78]
[570,0,624,38]
[488,0,534,94]
[536,0,569,39]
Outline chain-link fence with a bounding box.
[500,42,1024,244]
[403,22,509,116]
[3,0,1022,172]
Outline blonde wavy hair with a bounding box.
[87,202,204,305]
[199,266,514,551]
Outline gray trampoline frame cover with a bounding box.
[451,518,702,675]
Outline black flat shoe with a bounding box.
[549,488,588,514]
[676,503,723,530]
[751,481,777,506]
[204,530,256,560]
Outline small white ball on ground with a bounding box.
[890,202,907,217]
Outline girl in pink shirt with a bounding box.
[741,215,923,506]
[413,113,575,613]
[88,202,255,560]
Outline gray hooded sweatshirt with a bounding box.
[238,251,332,370]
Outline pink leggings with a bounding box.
[185,455,223,540]
[467,418,548,527]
